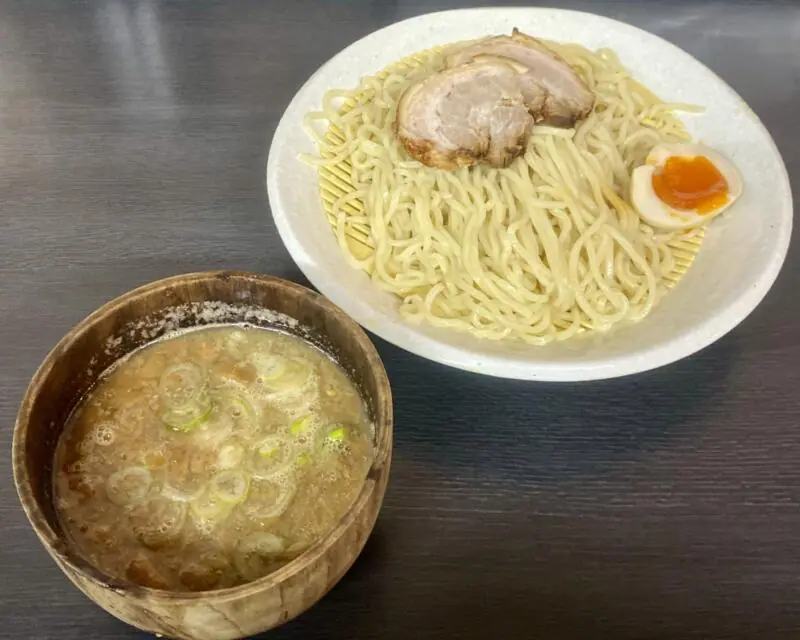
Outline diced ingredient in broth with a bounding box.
[53,325,374,591]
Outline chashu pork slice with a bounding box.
[445,29,594,127]
[395,57,541,169]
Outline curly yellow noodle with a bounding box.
[302,41,705,344]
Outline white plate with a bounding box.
[267,8,792,381]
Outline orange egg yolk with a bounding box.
[652,155,729,214]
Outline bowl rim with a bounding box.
[12,270,393,603]
[266,7,794,381]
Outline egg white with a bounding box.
[631,143,743,230]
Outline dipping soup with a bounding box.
[53,325,373,591]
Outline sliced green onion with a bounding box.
[289,415,311,436]
[257,358,313,394]
[164,460,207,501]
[209,470,250,505]
[106,466,152,506]
[188,489,232,535]
[214,388,258,432]
[285,359,313,384]
[234,532,287,581]
[217,442,245,469]
[230,394,257,421]
[162,482,205,503]
[278,360,312,390]
[326,426,347,442]
[191,409,234,448]
[158,362,205,409]
[251,436,293,479]
[247,479,296,520]
[251,354,288,381]
[130,497,187,549]
[225,329,248,358]
[161,401,214,433]
[240,531,285,554]
[189,491,230,521]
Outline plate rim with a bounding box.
[267,6,793,381]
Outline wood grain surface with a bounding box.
[0,1,798,639]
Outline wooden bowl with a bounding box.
[12,271,393,640]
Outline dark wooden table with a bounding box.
[1,1,798,638]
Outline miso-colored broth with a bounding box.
[54,325,374,591]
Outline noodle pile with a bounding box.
[303,41,701,344]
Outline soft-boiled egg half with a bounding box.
[631,143,743,230]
